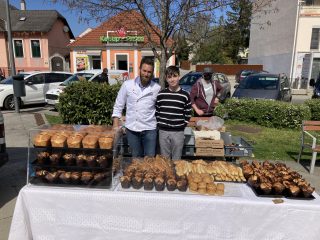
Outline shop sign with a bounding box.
[100,36,144,43]
[76,56,89,71]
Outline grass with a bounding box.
[225,120,303,161]
[44,113,308,161]
[45,114,63,125]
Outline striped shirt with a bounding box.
[156,88,192,131]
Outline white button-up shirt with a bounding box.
[112,77,161,132]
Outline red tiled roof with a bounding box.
[69,10,173,48]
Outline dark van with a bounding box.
[232,73,292,102]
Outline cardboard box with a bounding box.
[195,139,224,148]
[195,148,224,156]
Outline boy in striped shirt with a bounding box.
[156,66,192,160]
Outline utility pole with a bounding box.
[5,0,20,113]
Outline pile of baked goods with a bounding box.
[175,160,246,182]
[188,172,225,195]
[120,155,187,192]
[35,169,110,185]
[241,160,315,198]
[33,124,115,149]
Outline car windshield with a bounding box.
[238,75,279,90]
[179,74,202,85]
[242,71,256,77]
[60,73,94,86]
[0,73,30,84]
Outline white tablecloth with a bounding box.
[8,183,320,240]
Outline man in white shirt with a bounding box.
[112,57,161,157]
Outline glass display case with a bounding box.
[27,124,121,189]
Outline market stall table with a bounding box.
[8,183,320,240]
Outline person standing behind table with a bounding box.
[156,66,192,160]
[190,67,223,117]
[112,57,161,157]
[99,68,109,84]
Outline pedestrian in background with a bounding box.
[99,68,109,84]
[156,66,192,160]
[190,67,223,117]
[112,57,160,157]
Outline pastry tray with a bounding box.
[249,184,315,200]
[116,182,243,198]
[34,146,115,153]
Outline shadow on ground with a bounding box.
[287,150,320,172]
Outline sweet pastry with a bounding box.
[273,182,285,194]
[198,188,207,195]
[81,171,93,184]
[120,176,131,188]
[49,152,61,165]
[97,155,108,168]
[98,136,113,149]
[82,135,99,148]
[70,172,81,184]
[67,134,84,148]
[62,153,76,166]
[51,134,67,147]
[189,181,198,192]
[154,177,165,191]
[132,176,143,189]
[260,182,272,194]
[45,171,60,183]
[35,170,48,178]
[93,172,106,182]
[289,184,300,197]
[37,151,50,164]
[33,132,51,147]
[86,154,97,167]
[59,172,72,183]
[177,179,187,192]
[166,178,177,191]
[76,154,87,167]
[143,178,154,191]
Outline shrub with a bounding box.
[215,98,311,129]
[304,99,320,120]
[58,81,121,125]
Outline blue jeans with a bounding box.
[126,128,157,157]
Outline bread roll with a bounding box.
[98,137,113,149]
[33,132,51,147]
[51,134,67,147]
[82,135,99,148]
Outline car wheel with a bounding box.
[3,95,21,110]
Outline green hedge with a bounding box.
[58,81,121,125]
[215,98,311,129]
[304,99,320,120]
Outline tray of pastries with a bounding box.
[241,160,315,199]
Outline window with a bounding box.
[28,74,45,84]
[91,56,101,69]
[14,40,24,58]
[310,28,320,50]
[45,73,71,83]
[306,0,320,6]
[31,40,41,58]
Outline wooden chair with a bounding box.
[297,121,320,174]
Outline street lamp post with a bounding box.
[5,0,20,113]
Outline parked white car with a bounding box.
[0,71,72,110]
[45,69,129,107]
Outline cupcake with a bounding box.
[37,151,50,164]
[154,177,165,191]
[59,172,72,184]
[45,171,60,183]
[273,182,285,195]
[62,153,76,166]
[166,178,177,191]
[76,154,87,167]
[93,172,106,183]
[86,154,97,168]
[132,176,143,189]
[177,179,187,192]
[120,176,131,189]
[143,178,154,191]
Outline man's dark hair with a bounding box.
[165,66,180,77]
[140,57,155,69]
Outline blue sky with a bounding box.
[10,0,100,37]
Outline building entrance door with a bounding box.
[51,56,64,71]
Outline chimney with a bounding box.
[20,0,26,11]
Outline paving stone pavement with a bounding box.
[0,105,319,240]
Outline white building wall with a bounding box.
[248,0,298,75]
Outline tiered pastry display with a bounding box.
[241,160,315,198]
[30,124,117,188]
[174,160,246,182]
